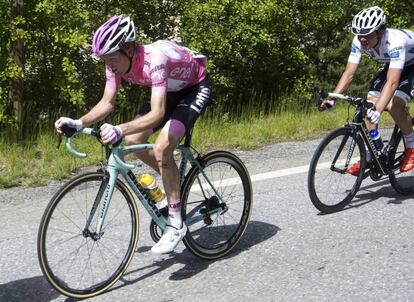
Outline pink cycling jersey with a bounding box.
[105,40,207,93]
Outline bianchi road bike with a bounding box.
[308,90,414,214]
[37,126,252,299]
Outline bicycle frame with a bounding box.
[326,94,403,178]
[308,90,414,214]
[347,123,388,175]
[64,127,224,238]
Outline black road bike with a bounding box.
[308,90,414,213]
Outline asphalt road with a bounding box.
[1,137,414,302]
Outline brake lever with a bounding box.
[56,125,77,150]
[315,89,332,111]
[320,90,329,99]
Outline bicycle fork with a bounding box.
[83,167,118,240]
[329,128,358,173]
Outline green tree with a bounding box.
[0,0,182,139]
[179,0,307,109]
[1,0,413,139]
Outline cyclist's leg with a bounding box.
[124,96,186,173]
[388,67,414,171]
[386,96,412,135]
[126,86,202,174]
[386,65,414,135]
[150,127,185,254]
[155,75,212,214]
[151,76,212,254]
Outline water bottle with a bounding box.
[138,173,164,203]
[369,129,383,151]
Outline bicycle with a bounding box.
[37,126,252,299]
[307,90,414,214]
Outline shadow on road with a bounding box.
[351,179,414,207]
[1,221,279,302]
[318,179,414,215]
[109,220,280,292]
[0,276,60,302]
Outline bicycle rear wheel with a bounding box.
[37,172,139,299]
[181,151,252,260]
[308,126,366,213]
[389,122,414,195]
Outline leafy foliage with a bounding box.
[1,0,413,139]
[180,0,306,107]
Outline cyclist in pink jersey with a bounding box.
[319,6,414,174]
[55,15,212,254]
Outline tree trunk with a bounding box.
[10,0,25,137]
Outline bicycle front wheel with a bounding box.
[308,127,366,213]
[37,172,139,299]
[389,124,414,195]
[181,151,252,260]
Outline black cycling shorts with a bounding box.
[135,75,212,135]
[369,64,414,101]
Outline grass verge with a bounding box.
[0,105,398,188]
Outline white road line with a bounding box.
[251,164,312,182]
[191,161,338,192]
[249,162,328,182]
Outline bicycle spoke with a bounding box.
[38,173,139,298]
[182,152,251,259]
[308,127,365,213]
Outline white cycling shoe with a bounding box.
[151,223,187,254]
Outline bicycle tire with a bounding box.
[37,172,139,299]
[389,119,414,195]
[181,150,252,260]
[308,126,366,213]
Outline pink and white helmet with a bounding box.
[92,15,136,56]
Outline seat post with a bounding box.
[183,127,193,147]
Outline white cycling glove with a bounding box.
[54,117,83,133]
[100,123,123,144]
[367,108,381,124]
[318,99,336,112]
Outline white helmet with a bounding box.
[92,15,136,56]
[351,6,386,36]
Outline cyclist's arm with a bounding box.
[118,53,168,135]
[79,85,117,127]
[333,62,359,94]
[118,87,167,135]
[333,37,361,94]
[374,67,403,113]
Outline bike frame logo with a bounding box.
[100,183,111,219]
[373,79,382,89]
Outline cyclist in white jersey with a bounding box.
[54,15,212,254]
[320,6,414,174]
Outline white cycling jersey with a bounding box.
[348,28,414,69]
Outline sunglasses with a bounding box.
[352,27,375,35]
